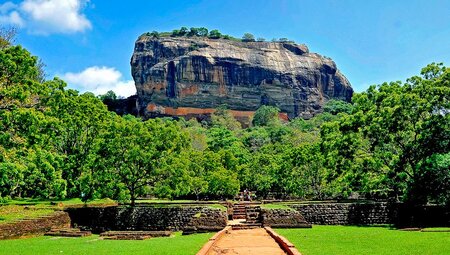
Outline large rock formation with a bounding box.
[131,35,353,121]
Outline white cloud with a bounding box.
[0,10,24,27]
[0,0,92,35]
[63,66,136,98]
[0,2,24,26]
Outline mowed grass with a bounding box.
[4,198,116,206]
[0,205,55,224]
[0,232,213,255]
[276,225,450,255]
[0,198,116,224]
[260,203,294,210]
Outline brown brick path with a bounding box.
[206,228,287,255]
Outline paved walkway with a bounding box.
[206,228,287,255]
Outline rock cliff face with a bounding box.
[131,36,353,120]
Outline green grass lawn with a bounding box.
[3,198,116,206]
[0,205,55,224]
[276,225,450,255]
[260,203,294,210]
[0,232,213,255]
[0,198,116,224]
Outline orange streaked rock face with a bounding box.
[145,103,288,124]
[131,36,353,120]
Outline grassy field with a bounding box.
[0,205,55,224]
[0,232,213,255]
[260,203,294,210]
[0,198,116,224]
[0,198,227,224]
[3,198,116,206]
[276,225,450,255]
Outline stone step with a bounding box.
[231,224,262,230]
[100,231,172,240]
[45,228,92,237]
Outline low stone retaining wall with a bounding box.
[183,208,228,234]
[290,202,394,225]
[66,205,227,233]
[261,208,311,228]
[289,202,450,227]
[0,211,71,239]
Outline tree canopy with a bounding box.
[1,30,448,206]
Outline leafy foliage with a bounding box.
[252,105,281,126]
[242,33,255,42]
[1,31,448,206]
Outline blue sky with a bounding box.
[1,0,449,96]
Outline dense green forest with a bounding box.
[1,29,449,206]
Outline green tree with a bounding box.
[21,148,66,198]
[242,33,255,42]
[252,105,281,126]
[186,150,209,200]
[197,27,208,37]
[248,145,283,198]
[208,29,222,39]
[179,27,189,35]
[0,46,41,99]
[99,116,189,205]
[206,127,240,152]
[207,167,239,198]
[323,63,450,204]
[323,99,354,115]
[242,127,270,152]
[98,90,117,101]
[211,105,241,131]
[44,86,110,197]
[416,153,450,205]
[286,144,327,199]
[149,31,160,38]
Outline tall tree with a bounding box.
[323,63,450,204]
[99,116,189,205]
[252,105,281,127]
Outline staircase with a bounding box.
[232,203,247,220]
[245,206,261,224]
[230,202,262,230]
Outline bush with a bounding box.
[0,195,10,204]
[252,105,281,126]
[208,29,222,39]
[242,33,255,42]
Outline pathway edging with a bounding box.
[196,226,231,255]
[264,227,302,255]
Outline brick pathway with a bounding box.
[206,228,287,255]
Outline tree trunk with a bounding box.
[130,186,136,206]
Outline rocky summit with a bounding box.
[131,35,353,121]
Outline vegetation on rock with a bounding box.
[142,27,269,42]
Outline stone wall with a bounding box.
[289,202,450,227]
[66,205,227,233]
[0,211,71,239]
[182,209,227,234]
[261,208,311,228]
[290,202,395,225]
